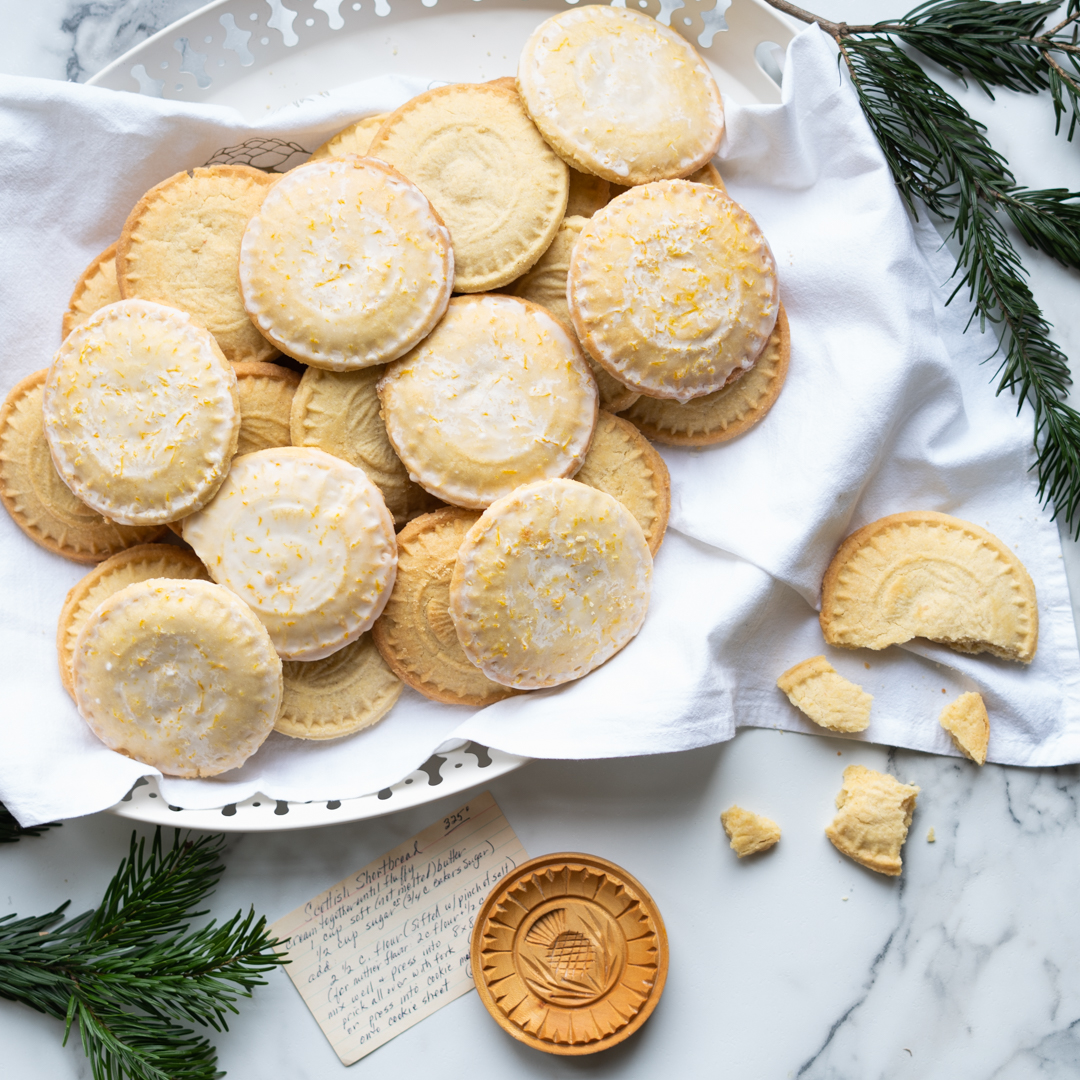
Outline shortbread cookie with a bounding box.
[56,543,209,696]
[239,156,452,370]
[511,216,639,414]
[566,168,610,218]
[289,365,439,525]
[573,411,670,555]
[367,81,569,292]
[184,447,397,660]
[379,295,598,509]
[450,479,651,688]
[372,508,517,707]
[62,242,120,339]
[73,578,281,777]
[688,161,726,193]
[825,765,919,877]
[43,300,240,526]
[939,691,989,765]
[569,180,779,402]
[623,305,789,445]
[820,511,1038,663]
[233,362,300,457]
[310,113,388,160]
[721,806,781,858]
[277,633,402,739]
[776,656,872,734]
[0,370,163,561]
[116,165,278,363]
[517,6,723,185]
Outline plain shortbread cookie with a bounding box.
[63,242,121,340]
[720,806,781,858]
[825,765,919,877]
[776,655,872,734]
[939,691,989,765]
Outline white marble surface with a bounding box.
[2,2,1080,1077]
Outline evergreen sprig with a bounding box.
[763,0,1080,531]
[0,828,286,1080]
[0,802,60,843]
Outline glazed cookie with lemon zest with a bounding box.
[450,479,652,689]
[573,411,670,555]
[372,508,517,707]
[309,113,388,160]
[62,242,121,339]
[43,299,239,526]
[511,216,639,414]
[239,156,452,370]
[277,633,402,740]
[367,81,568,292]
[116,165,278,363]
[0,370,164,562]
[517,6,723,185]
[56,543,209,696]
[623,305,789,445]
[290,365,439,525]
[569,180,779,403]
[73,578,282,777]
[378,294,598,509]
[183,447,397,661]
[233,362,301,457]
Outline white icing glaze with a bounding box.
[183,447,397,660]
[378,295,598,508]
[449,478,651,688]
[42,299,239,525]
[239,157,453,370]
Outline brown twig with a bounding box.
[1042,47,1080,95]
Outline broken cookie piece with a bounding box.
[721,805,781,858]
[939,691,989,765]
[825,765,919,876]
[777,655,872,733]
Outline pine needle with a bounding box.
[0,802,60,843]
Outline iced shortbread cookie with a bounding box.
[820,511,1038,663]
[117,165,278,363]
[939,691,989,765]
[569,180,778,402]
[240,156,452,370]
[73,578,282,777]
[310,113,388,160]
[378,295,597,509]
[517,6,723,185]
[450,479,652,688]
[290,365,439,525]
[573,411,670,555]
[63,242,120,339]
[56,543,209,696]
[0,370,163,561]
[825,765,919,877]
[721,806,781,858]
[367,81,569,292]
[372,508,517,707]
[277,633,402,740]
[183,447,397,660]
[776,655,872,734]
[566,168,610,218]
[43,300,239,526]
[511,216,639,414]
[233,362,300,457]
[623,305,789,445]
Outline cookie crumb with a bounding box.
[927,827,936,843]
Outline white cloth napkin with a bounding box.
[2,27,1078,828]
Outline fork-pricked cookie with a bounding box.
[378,294,597,509]
[183,447,397,661]
[116,165,278,363]
[63,242,121,339]
[73,578,282,777]
[776,655,872,734]
[239,156,453,370]
[372,507,517,707]
[43,299,240,526]
[232,362,300,457]
[517,6,723,185]
[367,81,569,292]
[569,180,779,403]
[825,765,919,877]
[450,479,652,688]
[939,691,990,765]
[309,113,388,160]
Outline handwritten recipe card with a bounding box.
[270,791,529,1064]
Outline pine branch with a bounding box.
[0,828,286,1080]
[0,802,61,843]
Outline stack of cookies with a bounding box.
[0,6,790,779]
